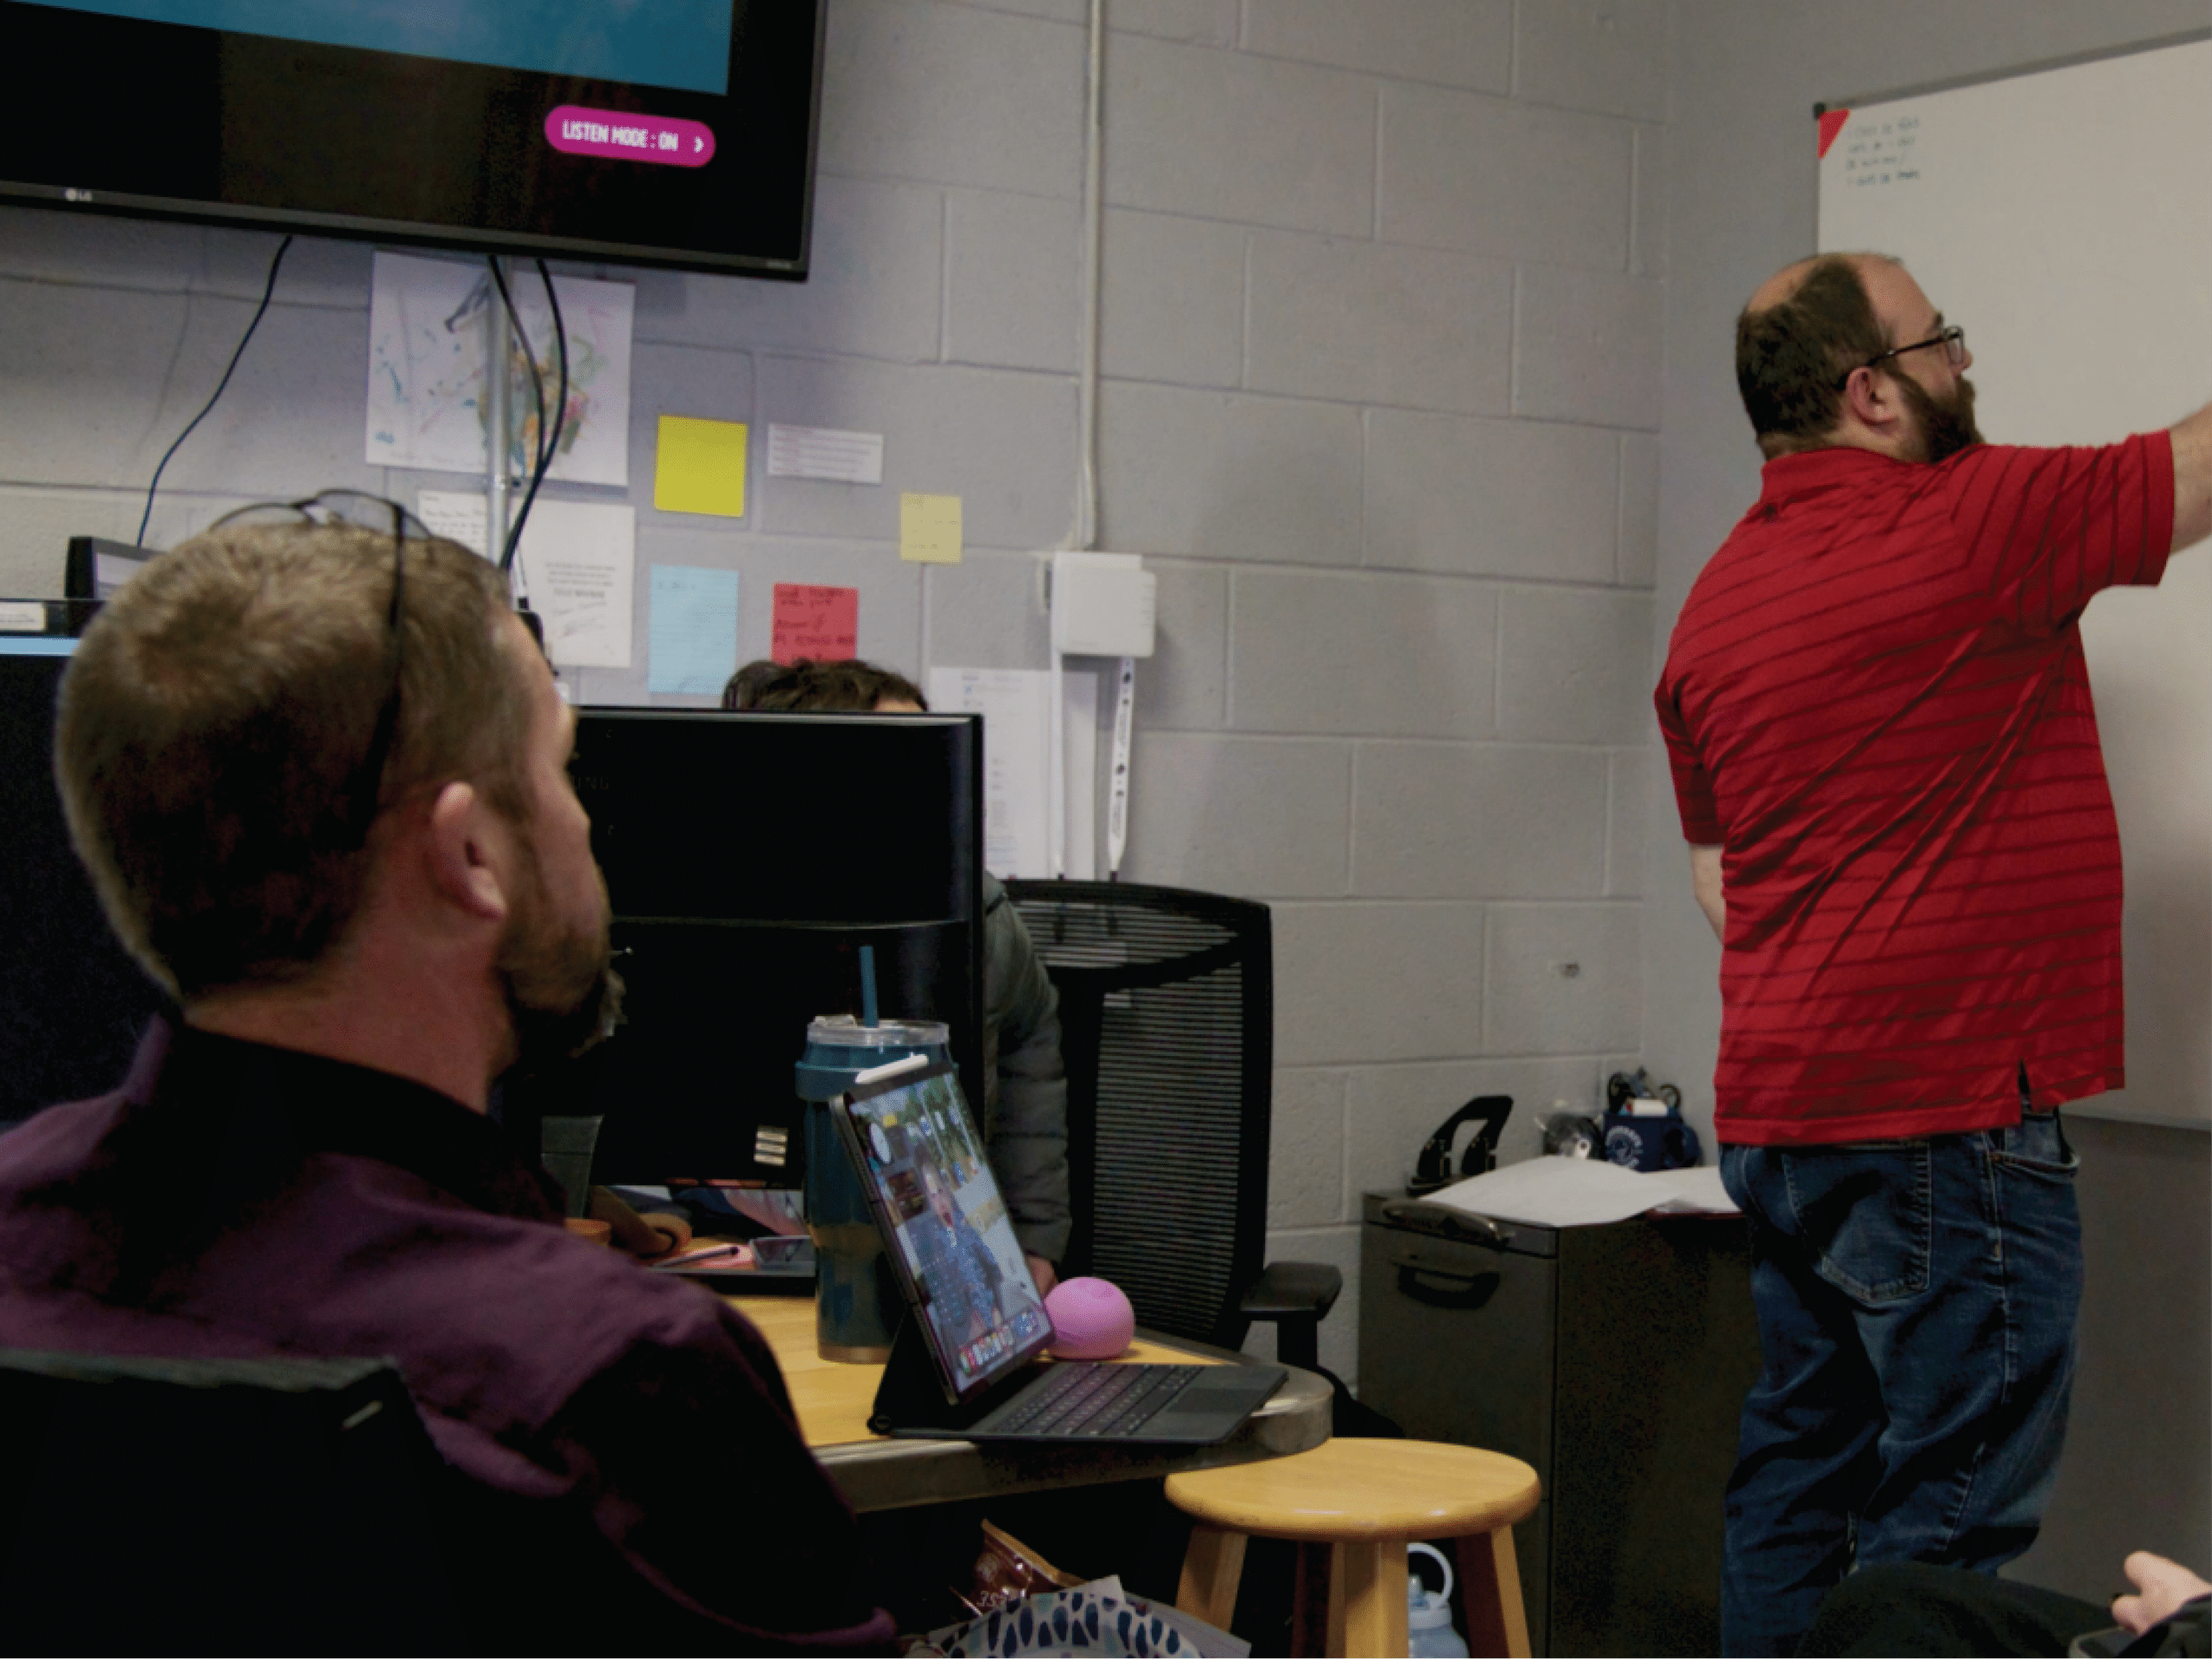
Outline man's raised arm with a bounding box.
[2171,402,2211,553]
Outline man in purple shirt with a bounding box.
[0,497,893,1652]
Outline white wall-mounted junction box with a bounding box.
[1049,550,1155,658]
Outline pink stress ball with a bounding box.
[1045,1276,1135,1359]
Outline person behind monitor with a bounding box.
[0,499,893,1652]
[1656,254,2212,1656]
[721,657,1070,1298]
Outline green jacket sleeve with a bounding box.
[980,874,1071,1264]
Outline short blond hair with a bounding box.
[56,519,532,1000]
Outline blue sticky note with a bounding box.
[647,564,740,696]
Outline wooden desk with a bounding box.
[725,1294,1333,1514]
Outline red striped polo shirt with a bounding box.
[1656,434,2173,1145]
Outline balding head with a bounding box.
[1735,253,1899,457]
[1746,254,1826,312]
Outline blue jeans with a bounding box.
[1717,1113,2082,1657]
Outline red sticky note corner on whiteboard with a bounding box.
[771,582,858,665]
[1816,107,1851,161]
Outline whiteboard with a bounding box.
[1818,36,2212,1128]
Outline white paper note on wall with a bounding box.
[926,668,1097,880]
[416,490,633,669]
[518,501,634,669]
[416,489,491,555]
[766,423,885,484]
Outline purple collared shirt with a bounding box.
[0,1021,893,1652]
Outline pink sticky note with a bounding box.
[772,583,858,665]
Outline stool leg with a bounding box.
[1291,1541,1330,1657]
[1328,1537,1408,1659]
[1175,1522,1247,1632]
[1457,1527,1531,1659]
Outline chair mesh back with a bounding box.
[1004,881,1271,1348]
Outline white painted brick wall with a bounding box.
[1097,210,1246,386]
[1096,385,1364,564]
[1351,743,1611,898]
[1241,0,1513,92]
[1379,85,1637,267]
[1244,233,1513,415]
[1515,0,1674,121]
[1364,409,1619,580]
[0,0,1666,1390]
[1103,33,1376,234]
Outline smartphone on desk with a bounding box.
[652,1234,814,1293]
[751,1236,813,1271]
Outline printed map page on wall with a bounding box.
[1818,36,2212,1125]
[365,250,633,487]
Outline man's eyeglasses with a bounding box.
[1845,324,1967,385]
[209,490,421,846]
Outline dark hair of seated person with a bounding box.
[721,658,927,714]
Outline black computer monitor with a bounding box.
[515,707,986,1189]
[0,637,171,1122]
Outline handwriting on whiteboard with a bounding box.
[1837,113,1923,190]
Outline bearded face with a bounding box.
[494,825,624,1077]
[1891,368,1984,464]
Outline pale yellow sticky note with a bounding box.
[899,492,963,564]
[654,416,747,518]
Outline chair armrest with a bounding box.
[1240,1261,1344,1324]
[1240,1262,1342,1373]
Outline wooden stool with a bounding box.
[1165,1439,1541,1658]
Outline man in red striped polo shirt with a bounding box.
[1656,251,2211,1657]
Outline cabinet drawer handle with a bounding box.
[1392,1257,1503,1308]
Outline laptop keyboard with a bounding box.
[991,1363,1202,1438]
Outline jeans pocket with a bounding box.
[1990,1110,2079,1177]
[1779,1141,1932,1303]
[1719,1143,1754,1215]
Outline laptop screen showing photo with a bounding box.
[840,1063,1053,1401]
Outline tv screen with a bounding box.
[0,0,823,276]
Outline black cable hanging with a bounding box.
[504,258,570,574]
[486,255,548,481]
[483,256,570,575]
[136,234,293,546]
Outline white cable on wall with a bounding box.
[1049,0,1109,880]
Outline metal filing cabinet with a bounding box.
[1357,1192,1762,1657]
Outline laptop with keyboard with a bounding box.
[832,1058,1286,1444]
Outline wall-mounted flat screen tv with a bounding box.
[0,1,823,277]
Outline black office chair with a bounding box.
[0,1350,467,1655]
[1001,880,1341,1370]
[0,1348,753,1653]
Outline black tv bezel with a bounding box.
[0,1,825,280]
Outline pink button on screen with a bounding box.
[543,105,715,168]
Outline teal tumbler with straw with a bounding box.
[794,947,950,1361]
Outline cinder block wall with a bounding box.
[0,0,1671,1382]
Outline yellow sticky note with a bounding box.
[654,416,747,518]
[900,492,963,564]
